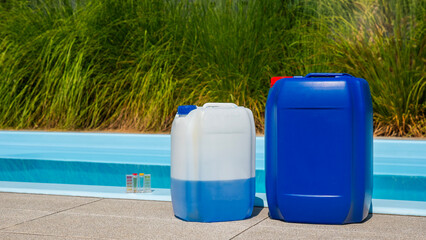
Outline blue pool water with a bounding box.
[0,131,425,215]
[171,177,255,222]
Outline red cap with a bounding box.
[271,76,293,87]
[133,173,137,176]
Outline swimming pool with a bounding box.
[0,131,425,216]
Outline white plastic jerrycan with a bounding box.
[171,103,256,222]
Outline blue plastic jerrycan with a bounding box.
[265,73,373,224]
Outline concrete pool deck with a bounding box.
[0,193,425,240]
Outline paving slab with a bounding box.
[3,213,265,240]
[0,232,94,240]
[3,198,268,240]
[65,198,183,219]
[65,198,265,220]
[0,208,50,229]
[0,192,100,212]
[234,214,426,240]
[1,193,425,240]
[0,193,100,230]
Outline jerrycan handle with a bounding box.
[203,103,238,108]
[305,73,353,78]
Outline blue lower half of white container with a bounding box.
[171,177,255,222]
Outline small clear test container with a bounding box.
[143,174,151,193]
[126,175,133,193]
[132,173,138,193]
[138,173,144,193]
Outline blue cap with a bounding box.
[177,105,197,115]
